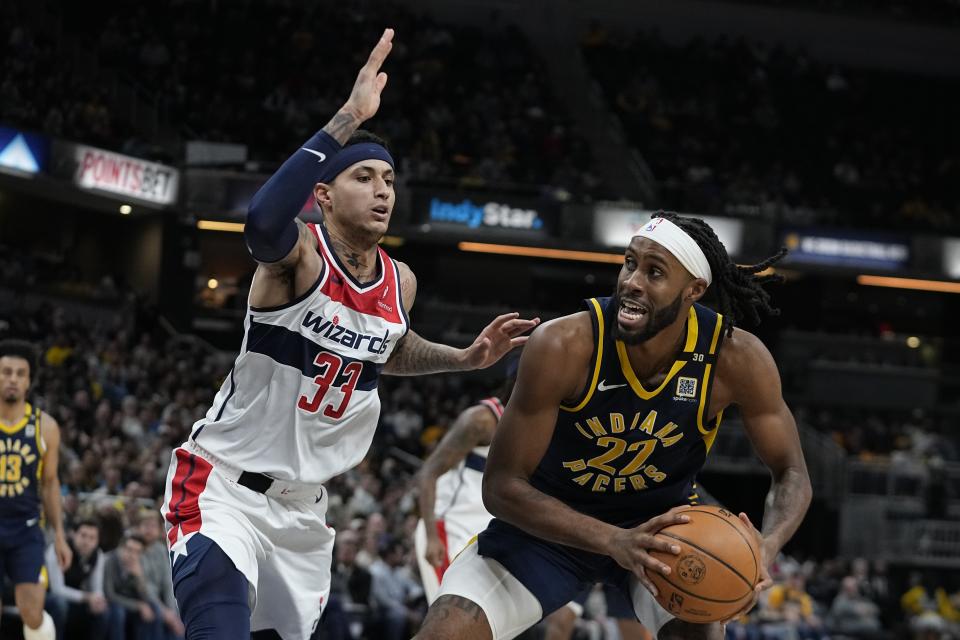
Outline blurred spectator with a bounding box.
[325,529,374,640]
[828,576,882,636]
[46,519,125,640]
[368,538,424,640]
[136,511,184,639]
[103,535,164,640]
[760,569,828,640]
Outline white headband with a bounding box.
[634,217,713,285]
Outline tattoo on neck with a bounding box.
[330,237,375,281]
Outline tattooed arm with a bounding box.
[717,328,812,618]
[246,29,394,307]
[724,329,811,556]
[382,262,539,375]
[416,405,497,568]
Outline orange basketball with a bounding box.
[647,506,760,623]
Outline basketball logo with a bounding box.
[677,554,706,584]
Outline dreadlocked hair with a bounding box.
[654,212,787,336]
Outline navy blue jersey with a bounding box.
[529,297,726,528]
[0,404,45,526]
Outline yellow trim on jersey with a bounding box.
[561,298,605,413]
[616,306,698,400]
[698,312,725,451]
[0,403,31,435]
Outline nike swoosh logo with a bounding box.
[597,380,627,391]
[301,148,327,162]
[26,518,38,527]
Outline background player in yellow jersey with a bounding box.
[0,339,72,640]
[415,213,812,639]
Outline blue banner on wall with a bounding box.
[413,188,557,239]
[781,228,910,271]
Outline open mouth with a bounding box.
[371,205,389,216]
[618,299,649,327]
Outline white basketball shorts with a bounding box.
[160,444,336,640]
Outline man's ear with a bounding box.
[686,278,708,303]
[314,182,332,209]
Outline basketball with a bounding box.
[648,506,760,623]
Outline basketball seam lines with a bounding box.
[677,508,759,581]
[661,531,755,591]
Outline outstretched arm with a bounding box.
[416,405,497,567]
[382,261,539,375]
[244,28,394,265]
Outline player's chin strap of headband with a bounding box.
[634,217,713,285]
[318,142,395,184]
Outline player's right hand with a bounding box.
[424,534,446,568]
[606,506,691,596]
[342,28,394,123]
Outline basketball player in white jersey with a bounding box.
[160,29,538,640]
[414,371,514,603]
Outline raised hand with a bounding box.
[461,313,540,370]
[342,28,394,123]
[606,506,692,596]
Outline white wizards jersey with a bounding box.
[188,223,409,485]
[434,397,504,534]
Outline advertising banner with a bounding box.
[0,126,48,176]
[592,204,744,257]
[63,143,180,206]
[781,228,909,271]
[412,188,557,239]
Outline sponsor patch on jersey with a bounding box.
[676,376,697,399]
[25,425,35,438]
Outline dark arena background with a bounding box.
[2,0,960,638]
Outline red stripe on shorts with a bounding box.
[165,450,214,545]
[433,520,451,583]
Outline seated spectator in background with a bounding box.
[369,538,424,640]
[324,529,374,640]
[761,569,828,640]
[104,535,165,640]
[901,571,939,619]
[46,520,124,640]
[137,511,184,639]
[829,576,882,637]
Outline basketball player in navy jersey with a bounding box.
[161,29,537,640]
[0,339,72,640]
[415,363,650,640]
[415,214,812,640]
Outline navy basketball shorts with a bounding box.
[438,520,674,640]
[0,521,46,586]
